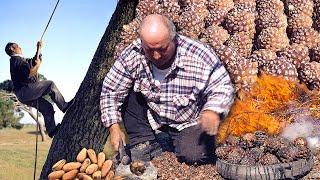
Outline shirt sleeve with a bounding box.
[100,58,133,128]
[201,51,236,120]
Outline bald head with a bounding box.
[138,14,177,69]
[139,14,176,43]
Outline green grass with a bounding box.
[0,125,113,180]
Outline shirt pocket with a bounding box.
[133,78,158,101]
[172,93,197,122]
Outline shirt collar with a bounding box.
[11,54,24,58]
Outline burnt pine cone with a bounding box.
[264,136,291,153]
[239,133,256,149]
[296,146,312,159]
[276,146,299,163]
[253,131,269,147]
[226,146,246,164]
[215,145,234,159]
[293,137,308,148]
[258,153,280,165]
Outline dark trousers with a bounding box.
[16,80,67,134]
[121,90,215,164]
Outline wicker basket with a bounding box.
[216,156,314,180]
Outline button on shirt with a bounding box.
[100,35,235,131]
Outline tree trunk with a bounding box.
[40,0,138,178]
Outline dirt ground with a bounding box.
[152,152,320,179]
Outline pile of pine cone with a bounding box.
[115,0,320,92]
[48,148,118,180]
[216,131,312,165]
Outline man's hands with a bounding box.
[37,41,43,49]
[109,123,126,151]
[198,110,221,135]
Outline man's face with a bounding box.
[141,37,176,69]
[11,43,22,55]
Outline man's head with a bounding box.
[5,42,22,56]
[139,14,177,69]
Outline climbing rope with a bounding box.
[33,1,61,179]
[40,0,61,41]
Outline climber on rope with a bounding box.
[5,41,74,138]
[100,14,235,164]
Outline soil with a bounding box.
[152,152,320,179]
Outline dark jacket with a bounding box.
[9,55,37,91]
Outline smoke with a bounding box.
[281,120,314,141]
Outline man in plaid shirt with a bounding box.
[100,14,235,164]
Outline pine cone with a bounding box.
[234,0,256,13]
[248,49,277,68]
[260,56,298,81]
[257,27,289,52]
[206,0,234,25]
[201,25,229,49]
[310,44,320,63]
[225,31,253,57]
[178,10,205,39]
[256,0,285,13]
[278,43,310,69]
[287,13,313,32]
[256,10,287,31]
[120,19,141,44]
[290,27,320,49]
[225,57,258,91]
[158,0,180,23]
[298,62,320,90]
[285,0,314,17]
[225,9,256,37]
[136,0,160,20]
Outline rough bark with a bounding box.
[40,0,138,178]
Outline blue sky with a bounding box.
[0,0,117,123]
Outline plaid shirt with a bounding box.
[100,35,235,131]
